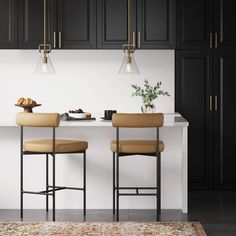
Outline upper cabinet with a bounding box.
[137,0,176,49]
[0,0,17,48]
[18,0,54,49]
[177,0,236,49]
[214,0,236,50]
[97,0,134,49]
[97,0,176,49]
[177,0,212,49]
[57,0,96,49]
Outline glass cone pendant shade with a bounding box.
[118,53,140,74]
[34,54,56,75]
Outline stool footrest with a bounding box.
[22,191,53,196]
[115,187,159,196]
[48,185,84,191]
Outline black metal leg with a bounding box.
[46,154,49,212]
[20,126,23,219]
[52,153,56,221]
[83,151,86,216]
[156,154,161,220]
[116,152,119,221]
[113,152,115,215]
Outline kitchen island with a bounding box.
[0,113,188,213]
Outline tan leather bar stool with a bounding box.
[16,112,88,221]
[111,113,164,221]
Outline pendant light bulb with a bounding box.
[119,53,140,74]
[34,52,56,74]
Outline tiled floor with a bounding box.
[1,191,236,236]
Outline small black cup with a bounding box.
[104,110,117,120]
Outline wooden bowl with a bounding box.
[15,104,42,113]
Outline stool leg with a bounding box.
[83,151,86,216]
[20,126,23,219]
[116,152,119,221]
[46,154,49,212]
[52,153,56,221]
[113,152,116,214]
[156,154,161,220]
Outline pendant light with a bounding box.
[118,0,140,74]
[34,0,55,74]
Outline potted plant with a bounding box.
[131,79,170,113]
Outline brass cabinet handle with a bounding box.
[133,32,136,47]
[59,32,62,48]
[215,33,218,48]
[210,32,213,48]
[215,95,218,111]
[53,32,56,48]
[210,96,213,111]
[138,32,141,48]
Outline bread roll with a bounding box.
[17,97,25,105]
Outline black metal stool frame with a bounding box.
[113,127,161,221]
[20,126,86,221]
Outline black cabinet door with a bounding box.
[214,0,236,50]
[0,0,17,48]
[175,50,213,190]
[137,0,176,49]
[18,0,55,49]
[177,0,212,49]
[57,0,96,49]
[213,49,236,189]
[97,0,137,49]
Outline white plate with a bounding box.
[69,113,86,119]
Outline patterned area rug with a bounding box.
[0,221,207,236]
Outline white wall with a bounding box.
[0,50,178,210]
[0,50,174,114]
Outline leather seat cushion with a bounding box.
[110,140,164,153]
[24,139,88,153]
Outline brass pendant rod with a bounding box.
[44,0,47,52]
[128,0,131,55]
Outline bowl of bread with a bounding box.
[15,97,41,113]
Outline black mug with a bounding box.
[104,110,117,120]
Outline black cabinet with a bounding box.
[213,49,236,189]
[18,0,96,49]
[175,50,213,190]
[0,0,17,48]
[177,0,236,50]
[57,0,96,49]
[97,0,176,49]
[137,0,176,49]
[214,0,236,50]
[97,0,136,49]
[176,49,236,190]
[176,0,236,190]
[18,0,54,49]
[177,0,212,49]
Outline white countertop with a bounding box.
[0,113,188,127]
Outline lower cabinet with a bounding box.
[176,49,236,190]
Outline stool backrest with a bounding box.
[112,113,164,128]
[16,112,60,127]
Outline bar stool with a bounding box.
[110,113,164,221]
[16,112,87,221]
